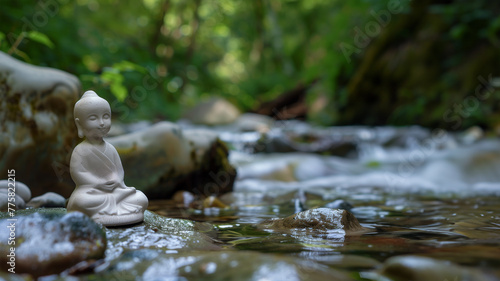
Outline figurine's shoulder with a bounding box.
[74,140,89,150]
[104,141,119,153]
[72,141,95,156]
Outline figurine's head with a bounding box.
[74,90,112,140]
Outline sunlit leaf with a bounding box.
[110,83,128,102]
[25,31,54,49]
[101,70,127,101]
[112,60,147,73]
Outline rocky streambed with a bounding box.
[2,122,500,280]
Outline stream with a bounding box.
[147,120,500,280]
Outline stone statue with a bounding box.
[67,90,148,226]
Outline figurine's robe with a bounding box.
[67,141,148,218]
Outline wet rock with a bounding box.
[296,252,381,269]
[0,208,106,277]
[0,180,31,210]
[294,155,336,181]
[172,190,195,207]
[0,273,31,281]
[418,139,500,186]
[106,120,152,137]
[184,98,241,125]
[234,113,274,132]
[260,208,364,234]
[202,196,228,208]
[460,126,484,144]
[105,210,220,261]
[0,51,81,197]
[107,122,236,198]
[324,199,354,211]
[379,255,493,281]
[237,155,298,182]
[89,250,355,281]
[27,192,66,208]
[253,122,358,156]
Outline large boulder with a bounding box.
[107,122,236,198]
[0,51,81,197]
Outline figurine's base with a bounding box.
[92,212,144,227]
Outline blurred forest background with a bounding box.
[1,0,500,130]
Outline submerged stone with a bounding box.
[379,255,493,281]
[88,250,355,281]
[260,208,364,234]
[105,210,220,261]
[0,208,106,277]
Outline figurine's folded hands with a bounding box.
[96,180,121,192]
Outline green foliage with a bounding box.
[1,0,499,128]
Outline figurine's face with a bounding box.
[77,100,111,139]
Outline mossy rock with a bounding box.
[0,51,81,197]
[107,122,236,198]
[0,208,106,277]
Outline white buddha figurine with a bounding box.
[67,90,148,226]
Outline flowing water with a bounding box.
[151,122,500,280]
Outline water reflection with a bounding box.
[154,124,500,279]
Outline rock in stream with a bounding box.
[104,209,220,262]
[0,208,106,277]
[107,121,236,198]
[0,51,81,198]
[379,255,494,281]
[260,208,365,235]
[76,250,355,281]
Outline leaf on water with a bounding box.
[25,31,54,49]
[365,161,381,168]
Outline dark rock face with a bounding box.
[0,51,81,197]
[107,122,236,199]
[0,208,106,277]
